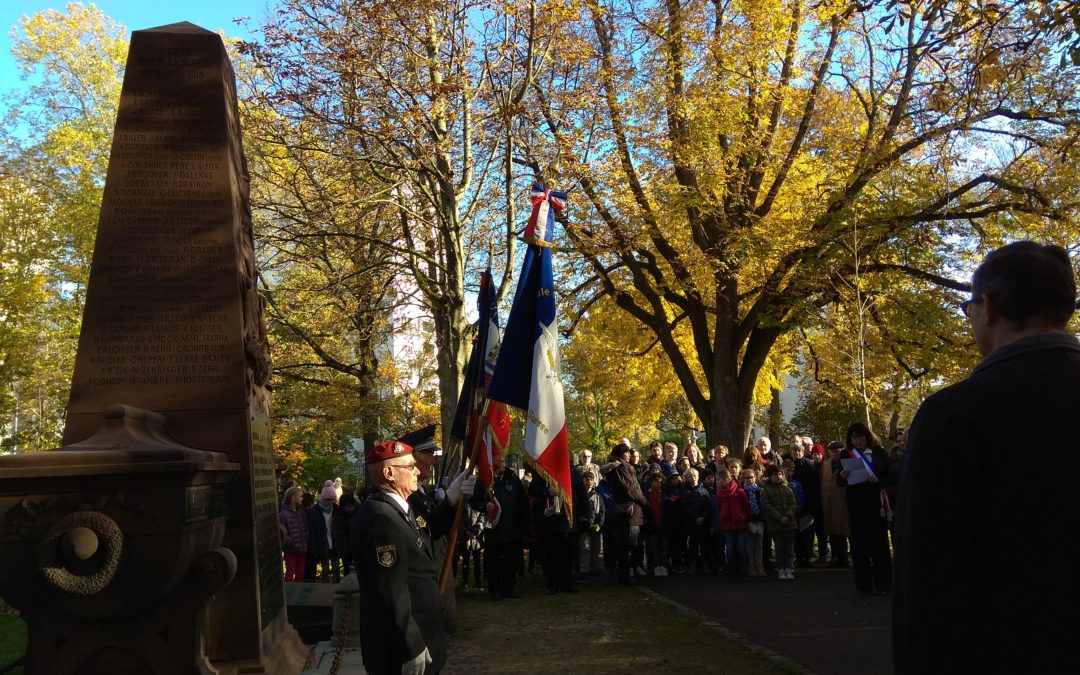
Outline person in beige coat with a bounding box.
[820,441,850,566]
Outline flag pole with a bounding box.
[436,435,462,488]
[438,399,490,593]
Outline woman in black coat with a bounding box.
[834,421,894,595]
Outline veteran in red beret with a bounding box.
[352,440,445,675]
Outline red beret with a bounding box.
[366,440,413,464]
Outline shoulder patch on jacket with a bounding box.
[376,544,396,568]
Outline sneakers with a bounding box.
[634,566,648,577]
[778,568,795,580]
[653,566,668,577]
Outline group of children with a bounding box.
[626,452,816,581]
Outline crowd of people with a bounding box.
[276,424,906,598]
[447,425,907,597]
[277,477,358,583]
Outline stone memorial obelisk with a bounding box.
[61,23,307,674]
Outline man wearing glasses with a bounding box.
[352,440,445,675]
[893,242,1079,673]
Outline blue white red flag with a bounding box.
[487,186,571,519]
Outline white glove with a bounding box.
[446,469,477,506]
[402,647,431,675]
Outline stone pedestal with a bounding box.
[0,405,238,673]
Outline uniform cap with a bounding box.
[397,424,438,454]
[366,440,413,464]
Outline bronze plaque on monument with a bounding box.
[62,22,306,674]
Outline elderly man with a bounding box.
[575,449,599,477]
[894,242,1080,674]
[352,440,472,675]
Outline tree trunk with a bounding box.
[768,388,783,451]
[703,379,756,458]
[432,298,469,447]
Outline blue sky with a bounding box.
[1,0,268,102]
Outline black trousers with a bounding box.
[541,529,573,591]
[812,504,828,558]
[829,534,849,562]
[850,515,891,592]
[457,543,483,587]
[485,540,521,594]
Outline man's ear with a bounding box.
[981,292,1000,326]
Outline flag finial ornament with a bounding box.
[524,183,567,246]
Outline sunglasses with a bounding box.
[960,298,982,317]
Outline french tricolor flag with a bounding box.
[487,185,572,521]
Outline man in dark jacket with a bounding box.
[352,440,444,675]
[894,241,1080,674]
[790,443,820,567]
[601,443,648,585]
[470,455,529,600]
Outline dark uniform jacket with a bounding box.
[470,468,529,543]
[409,483,458,633]
[352,490,447,675]
[408,484,454,540]
[893,332,1080,674]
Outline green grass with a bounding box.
[0,574,799,675]
[0,612,26,674]
[445,573,798,674]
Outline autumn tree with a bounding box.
[236,78,418,450]
[529,0,1079,451]
[561,294,686,453]
[242,0,566,440]
[0,4,126,449]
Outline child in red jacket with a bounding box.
[715,468,751,577]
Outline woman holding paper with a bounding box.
[835,422,895,595]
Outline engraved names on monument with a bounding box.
[69,34,244,413]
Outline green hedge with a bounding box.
[0,612,26,673]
